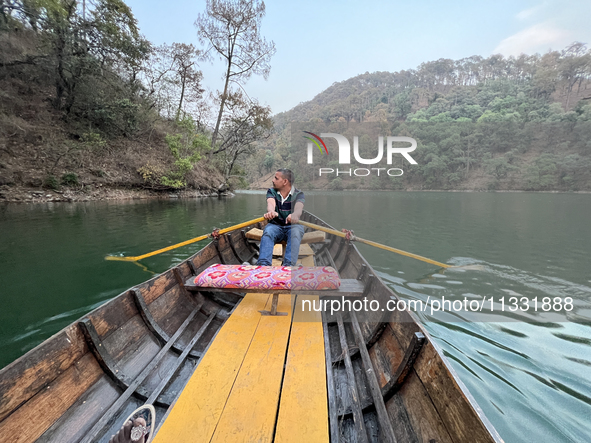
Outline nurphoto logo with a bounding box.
[302,131,418,177]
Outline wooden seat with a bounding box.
[246,227,325,260]
[184,277,365,298]
[245,228,325,244]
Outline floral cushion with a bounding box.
[194,264,341,291]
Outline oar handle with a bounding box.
[298,220,451,269]
[106,216,266,262]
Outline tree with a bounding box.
[559,42,591,109]
[215,93,273,181]
[143,43,204,121]
[195,0,276,152]
[162,116,210,188]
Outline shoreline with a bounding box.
[0,185,233,204]
[1,185,590,204]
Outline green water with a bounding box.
[1,192,590,442]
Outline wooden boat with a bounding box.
[0,211,503,443]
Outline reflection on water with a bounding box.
[373,260,591,442]
[1,192,590,442]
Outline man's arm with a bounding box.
[286,201,304,224]
[264,197,278,220]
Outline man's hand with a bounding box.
[264,211,278,220]
[286,213,300,224]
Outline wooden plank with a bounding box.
[246,228,325,244]
[0,324,87,422]
[349,312,397,443]
[271,243,315,257]
[322,317,340,443]
[36,375,121,443]
[413,341,502,443]
[79,308,201,443]
[152,293,271,443]
[275,296,329,443]
[210,294,294,443]
[395,371,454,443]
[336,313,369,443]
[132,289,202,359]
[146,312,217,405]
[0,353,102,443]
[273,243,284,257]
[87,292,138,339]
[382,332,425,402]
[135,271,178,306]
[300,254,315,267]
[298,243,315,256]
[184,278,365,297]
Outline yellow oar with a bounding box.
[298,220,452,269]
[106,216,265,262]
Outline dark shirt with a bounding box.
[266,187,305,226]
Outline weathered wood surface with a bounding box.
[413,340,502,443]
[275,295,329,443]
[246,228,326,244]
[336,312,369,443]
[0,353,102,443]
[272,242,315,257]
[0,324,87,423]
[349,311,397,443]
[36,375,121,443]
[322,317,340,443]
[79,307,201,443]
[152,293,271,442]
[210,294,294,442]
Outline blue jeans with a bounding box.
[257,223,305,266]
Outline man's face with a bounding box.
[272,172,288,190]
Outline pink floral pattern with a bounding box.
[194,264,341,291]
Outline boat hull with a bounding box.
[0,212,502,443]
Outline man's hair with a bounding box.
[277,168,294,184]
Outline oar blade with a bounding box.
[105,255,138,262]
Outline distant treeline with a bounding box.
[249,45,591,191]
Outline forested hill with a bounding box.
[1,0,274,203]
[250,47,591,192]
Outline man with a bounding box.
[257,168,305,267]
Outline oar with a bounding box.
[297,220,452,269]
[105,216,265,262]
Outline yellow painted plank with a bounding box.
[275,295,329,443]
[152,293,270,443]
[210,294,295,443]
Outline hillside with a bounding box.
[0,67,224,203]
[246,46,591,192]
[0,6,230,204]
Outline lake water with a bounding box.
[1,191,590,442]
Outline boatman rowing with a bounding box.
[256,168,305,267]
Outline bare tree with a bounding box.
[143,43,204,121]
[195,0,275,153]
[215,92,273,181]
[170,43,203,120]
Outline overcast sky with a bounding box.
[124,0,591,115]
